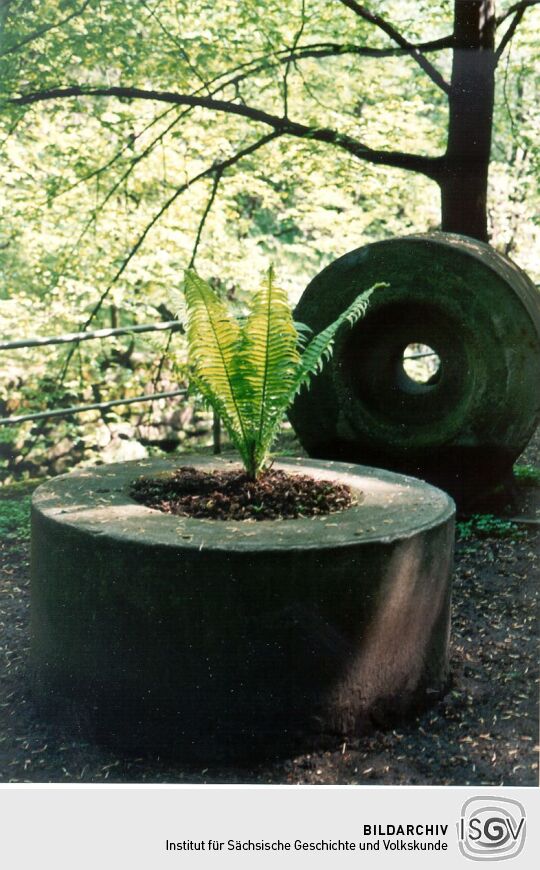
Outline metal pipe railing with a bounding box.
[404,350,439,360]
[0,390,187,427]
[0,320,187,428]
[0,320,182,352]
[0,319,436,441]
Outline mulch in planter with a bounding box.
[130,467,355,521]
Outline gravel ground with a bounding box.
[1,441,538,785]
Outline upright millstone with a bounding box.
[289,232,540,505]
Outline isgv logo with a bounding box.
[458,797,526,861]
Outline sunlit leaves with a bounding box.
[0,0,538,475]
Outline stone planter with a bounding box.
[31,456,455,761]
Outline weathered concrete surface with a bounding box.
[289,233,540,505]
[31,456,455,761]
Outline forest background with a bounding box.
[0,0,538,478]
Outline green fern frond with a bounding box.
[240,267,300,474]
[187,370,249,463]
[254,283,385,469]
[183,270,249,449]
[290,282,387,399]
[179,267,384,479]
[293,320,313,350]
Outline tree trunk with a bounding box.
[440,0,496,241]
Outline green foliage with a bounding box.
[457,513,525,541]
[182,268,383,477]
[0,495,31,541]
[0,478,42,497]
[0,2,538,476]
[513,464,540,485]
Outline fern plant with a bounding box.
[181,268,385,479]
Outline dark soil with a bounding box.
[130,467,355,521]
[0,433,538,785]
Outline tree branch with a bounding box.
[189,169,223,268]
[163,36,453,114]
[335,0,451,93]
[281,36,455,59]
[57,131,281,380]
[496,0,539,25]
[9,84,289,124]
[151,160,225,396]
[495,1,537,61]
[11,85,443,179]
[213,37,455,101]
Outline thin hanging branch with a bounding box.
[0,0,93,57]
[67,105,195,258]
[40,104,178,206]
[53,106,187,270]
[148,168,226,396]
[149,168,226,394]
[189,169,224,268]
[57,131,281,381]
[31,107,190,308]
[140,0,212,95]
[283,0,306,118]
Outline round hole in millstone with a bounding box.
[401,343,442,386]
